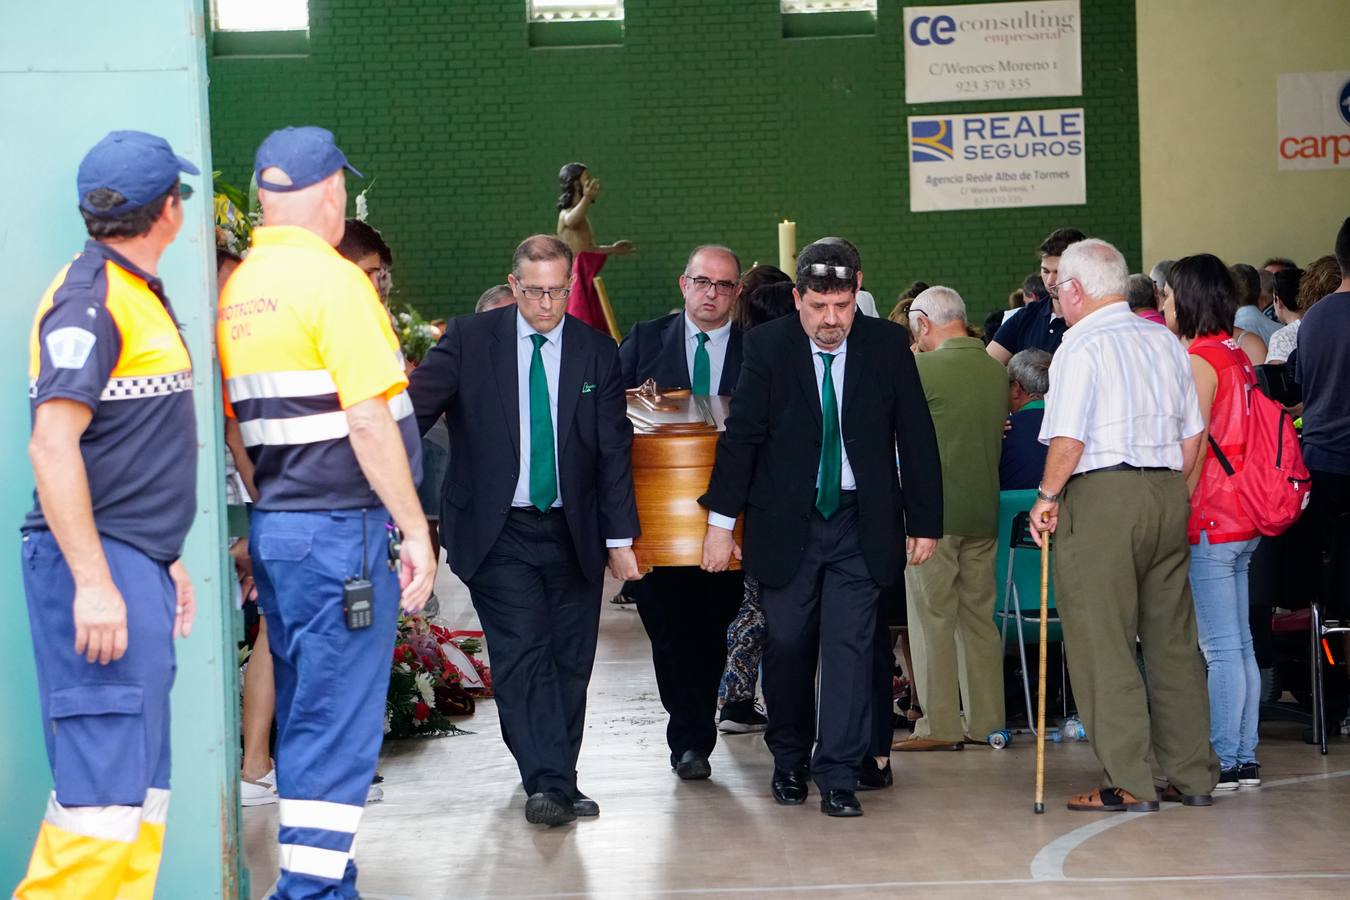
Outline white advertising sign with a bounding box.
[903,1,1082,104]
[1277,70,1350,171]
[908,108,1086,212]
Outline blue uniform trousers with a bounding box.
[17,530,175,900]
[250,508,400,900]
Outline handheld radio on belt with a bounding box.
[343,510,375,630]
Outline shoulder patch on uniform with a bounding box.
[46,327,97,369]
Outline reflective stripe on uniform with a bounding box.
[100,370,191,401]
[278,798,363,834]
[42,794,141,844]
[139,788,170,826]
[279,843,350,881]
[238,395,414,447]
[226,369,339,402]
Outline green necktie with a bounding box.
[692,331,711,395]
[528,333,558,512]
[815,351,842,519]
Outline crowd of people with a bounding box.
[14,123,1350,899]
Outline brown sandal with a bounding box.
[1067,787,1159,812]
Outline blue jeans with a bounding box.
[1189,532,1261,770]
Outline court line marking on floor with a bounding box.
[492,871,1350,898]
[1029,767,1350,881]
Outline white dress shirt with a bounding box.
[511,311,631,548]
[1039,301,1204,474]
[683,313,733,393]
[708,336,855,531]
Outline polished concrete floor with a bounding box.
[243,565,1350,898]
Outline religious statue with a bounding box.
[556,162,633,338]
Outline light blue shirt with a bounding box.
[511,311,631,548]
[707,335,855,531]
[1235,304,1281,344]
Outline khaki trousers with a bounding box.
[906,534,1005,741]
[1055,469,1219,799]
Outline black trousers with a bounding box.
[466,508,601,796]
[761,496,881,791]
[1310,469,1350,620]
[635,566,743,760]
[870,611,895,758]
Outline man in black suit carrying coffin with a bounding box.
[700,239,943,817]
[618,245,749,780]
[408,235,642,827]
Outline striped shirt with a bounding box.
[1039,300,1203,474]
[217,225,420,510]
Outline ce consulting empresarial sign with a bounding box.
[902,1,1086,213]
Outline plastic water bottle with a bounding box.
[1062,717,1086,742]
[1049,728,1062,743]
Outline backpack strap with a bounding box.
[1207,434,1236,476]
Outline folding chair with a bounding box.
[995,491,1065,735]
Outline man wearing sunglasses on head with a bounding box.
[617,245,752,780]
[700,239,943,817]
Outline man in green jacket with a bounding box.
[895,286,1010,751]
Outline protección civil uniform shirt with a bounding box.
[217,225,420,510]
[25,240,197,561]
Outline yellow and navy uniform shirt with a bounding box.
[218,225,420,510]
[25,240,197,561]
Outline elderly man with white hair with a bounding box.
[894,286,1010,752]
[1029,239,1219,812]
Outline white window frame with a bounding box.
[528,1,624,23]
[781,0,877,13]
[214,0,309,32]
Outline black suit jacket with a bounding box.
[407,306,640,583]
[700,314,943,589]
[619,311,743,393]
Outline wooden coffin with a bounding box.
[627,380,743,573]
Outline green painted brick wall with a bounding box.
[207,0,1139,328]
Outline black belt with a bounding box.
[510,505,563,517]
[1078,463,1173,476]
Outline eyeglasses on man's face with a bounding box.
[517,285,571,302]
[684,275,738,297]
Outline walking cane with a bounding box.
[1034,516,1050,815]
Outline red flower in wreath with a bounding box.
[413,701,430,722]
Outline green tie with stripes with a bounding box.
[528,333,557,512]
[815,351,842,519]
[692,332,711,395]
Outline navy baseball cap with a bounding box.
[77,130,200,217]
[254,126,363,192]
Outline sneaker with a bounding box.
[1237,762,1261,787]
[241,778,278,807]
[366,783,384,804]
[1215,767,1240,791]
[718,699,768,734]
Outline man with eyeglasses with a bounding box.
[617,245,754,778]
[16,130,199,900]
[894,287,1009,753]
[700,239,943,817]
[409,234,641,827]
[988,227,1086,365]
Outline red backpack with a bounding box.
[1207,387,1311,536]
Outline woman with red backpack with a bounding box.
[1164,254,1265,793]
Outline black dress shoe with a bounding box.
[524,791,577,827]
[771,768,809,805]
[672,749,712,781]
[820,789,863,817]
[856,757,893,791]
[570,789,600,817]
